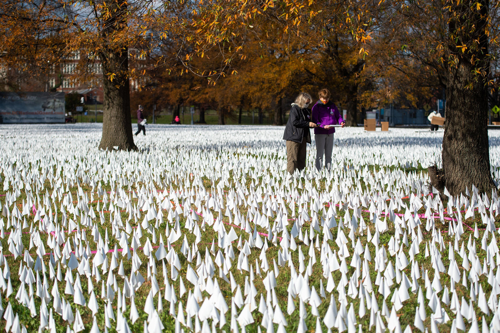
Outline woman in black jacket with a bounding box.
[283,92,318,175]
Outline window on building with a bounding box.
[66,51,80,60]
[89,63,102,74]
[62,78,77,89]
[63,63,77,74]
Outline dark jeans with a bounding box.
[431,124,439,131]
[135,124,146,135]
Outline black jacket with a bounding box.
[283,103,312,143]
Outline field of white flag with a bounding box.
[1,124,500,333]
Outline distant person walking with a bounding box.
[283,92,318,175]
[135,105,146,136]
[174,115,181,124]
[428,110,441,131]
[311,88,345,170]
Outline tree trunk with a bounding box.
[440,64,495,196]
[99,60,135,150]
[238,107,242,124]
[274,97,283,125]
[344,84,358,126]
[98,0,136,151]
[199,107,206,124]
[218,108,225,125]
[258,107,263,124]
[430,0,496,196]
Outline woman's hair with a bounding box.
[294,92,312,108]
[318,88,331,100]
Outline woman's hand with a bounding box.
[309,122,319,128]
[341,122,345,128]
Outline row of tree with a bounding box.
[1,0,500,196]
[132,0,444,126]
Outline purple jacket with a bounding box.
[311,101,344,134]
[137,109,144,124]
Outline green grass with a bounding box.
[72,110,284,125]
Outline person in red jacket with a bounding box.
[311,89,345,170]
[135,105,146,136]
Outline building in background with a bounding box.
[0,48,149,104]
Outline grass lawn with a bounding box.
[73,110,284,125]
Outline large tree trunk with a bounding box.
[430,0,496,196]
[199,107,206,124]
[238,107,242,124]
[274,97,283,125]
[258,107,263,124]
[98,0,136,151]
[344,84,358,126]
[218,108,225,125]
[440,65,495,196]
[99,57,135,150]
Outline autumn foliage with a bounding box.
[0,0,446,130]
[1,1,500,172]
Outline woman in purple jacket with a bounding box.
[311,88,345,170]
[135,105,146,136]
